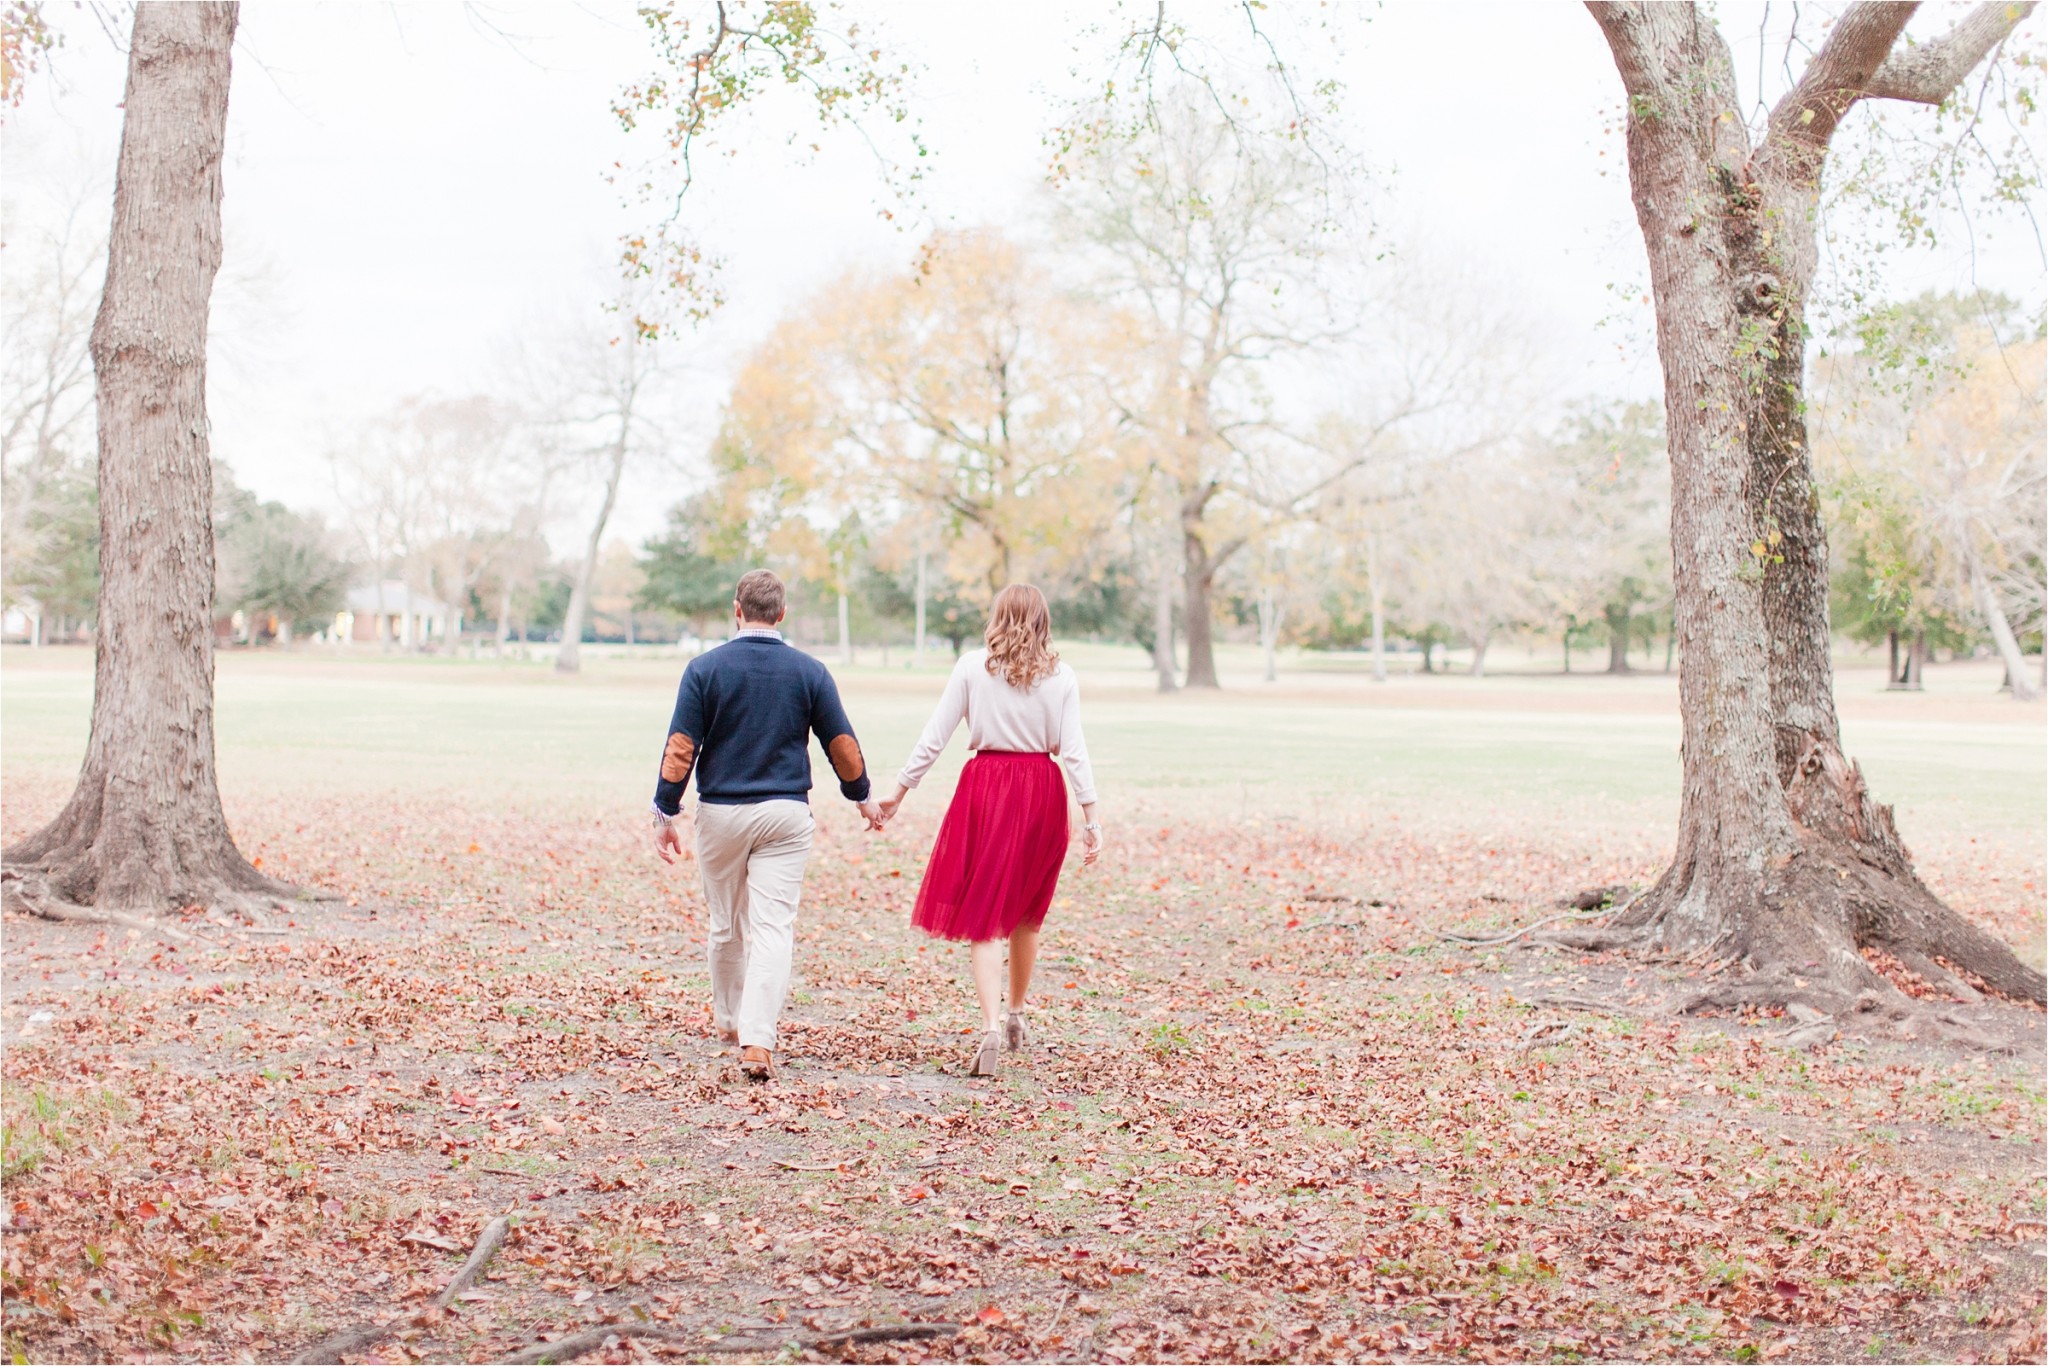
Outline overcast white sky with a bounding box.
[5,1,2039,553]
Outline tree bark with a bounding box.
[1256,586,1281,682]
[838,568,852,665]
[1182,552,1220,687]
[1179,494,1245,690]
[1971,560,2039,701]
[914,547,927,666]
[555,435,626,675]
[4,1,297,917]
[1885,629,1927,690]
[1468,632,1489,679]
[1367,536,1388,683]
[1151,522,1177,693]
[1604,603,1632,673]
[1582,0,2044,1011]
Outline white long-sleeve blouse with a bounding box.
[896,649,1097,804]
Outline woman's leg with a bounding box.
[969,939,1005,1033]
[1007,924,1039,1010]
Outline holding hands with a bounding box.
[860,787,1102,868]
[861,784,909,833]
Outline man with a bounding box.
[652,569,882,1079]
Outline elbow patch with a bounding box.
[828,734,866,783]
[660,733,696,784]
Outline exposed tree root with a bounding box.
[435,1215,509,1305]
[291,1216,510,1363]
[291,1322,397,1365]
[0,870,193,942]
[501,1320,962,1364]
[1539,736,2042,1048]
[500,1325,685,1364]
[3,762,327,923]
[1674,973,2009,1051]
[0,844,333,932]
[1431,900,1631,949]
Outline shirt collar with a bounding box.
[734,626,784,641]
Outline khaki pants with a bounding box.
[694,799,814,1050]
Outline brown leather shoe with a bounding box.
[740,1045,773,1080]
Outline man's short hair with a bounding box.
[734,569,785,625]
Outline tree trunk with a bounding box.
[838,572,852,665]
[3,2,298,919]
[1182,555,1220,687]
[1256,586,1280,682]
[496,587,513,648]
[1151,525,1177,693]
[1367,537,1387,683]
[914,548,927,666]
[1968,559,2039,701]
[1468,632,1488,679]
[1179,494,1243,690]
[1563,632,1572,674]
[1580,0,2044,1013]
[1420,638,1434,674]
[1604,602,1632,673]
[555,436,627,675]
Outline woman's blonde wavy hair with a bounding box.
[983,584,1060,689]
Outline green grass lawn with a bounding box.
[4,642,2040,845]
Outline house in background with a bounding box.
[335,579,458,648]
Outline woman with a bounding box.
[878,584,1101,1075]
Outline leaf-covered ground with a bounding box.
[3,653,2043,1363]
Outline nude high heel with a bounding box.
[969,1031,1001,1076]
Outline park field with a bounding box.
[2,642,2044,1363]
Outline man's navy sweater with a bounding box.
[652,632,871,815]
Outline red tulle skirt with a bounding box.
[910,751,1070,942]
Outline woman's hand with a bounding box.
[1079,803,1102,866]
[877,785,909,825]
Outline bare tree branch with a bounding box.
[1767,1,1917,163]
[1865,0,2037,103]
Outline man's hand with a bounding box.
[857,799,886,832]
[652,813,689,864]
[876,785,908,825]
